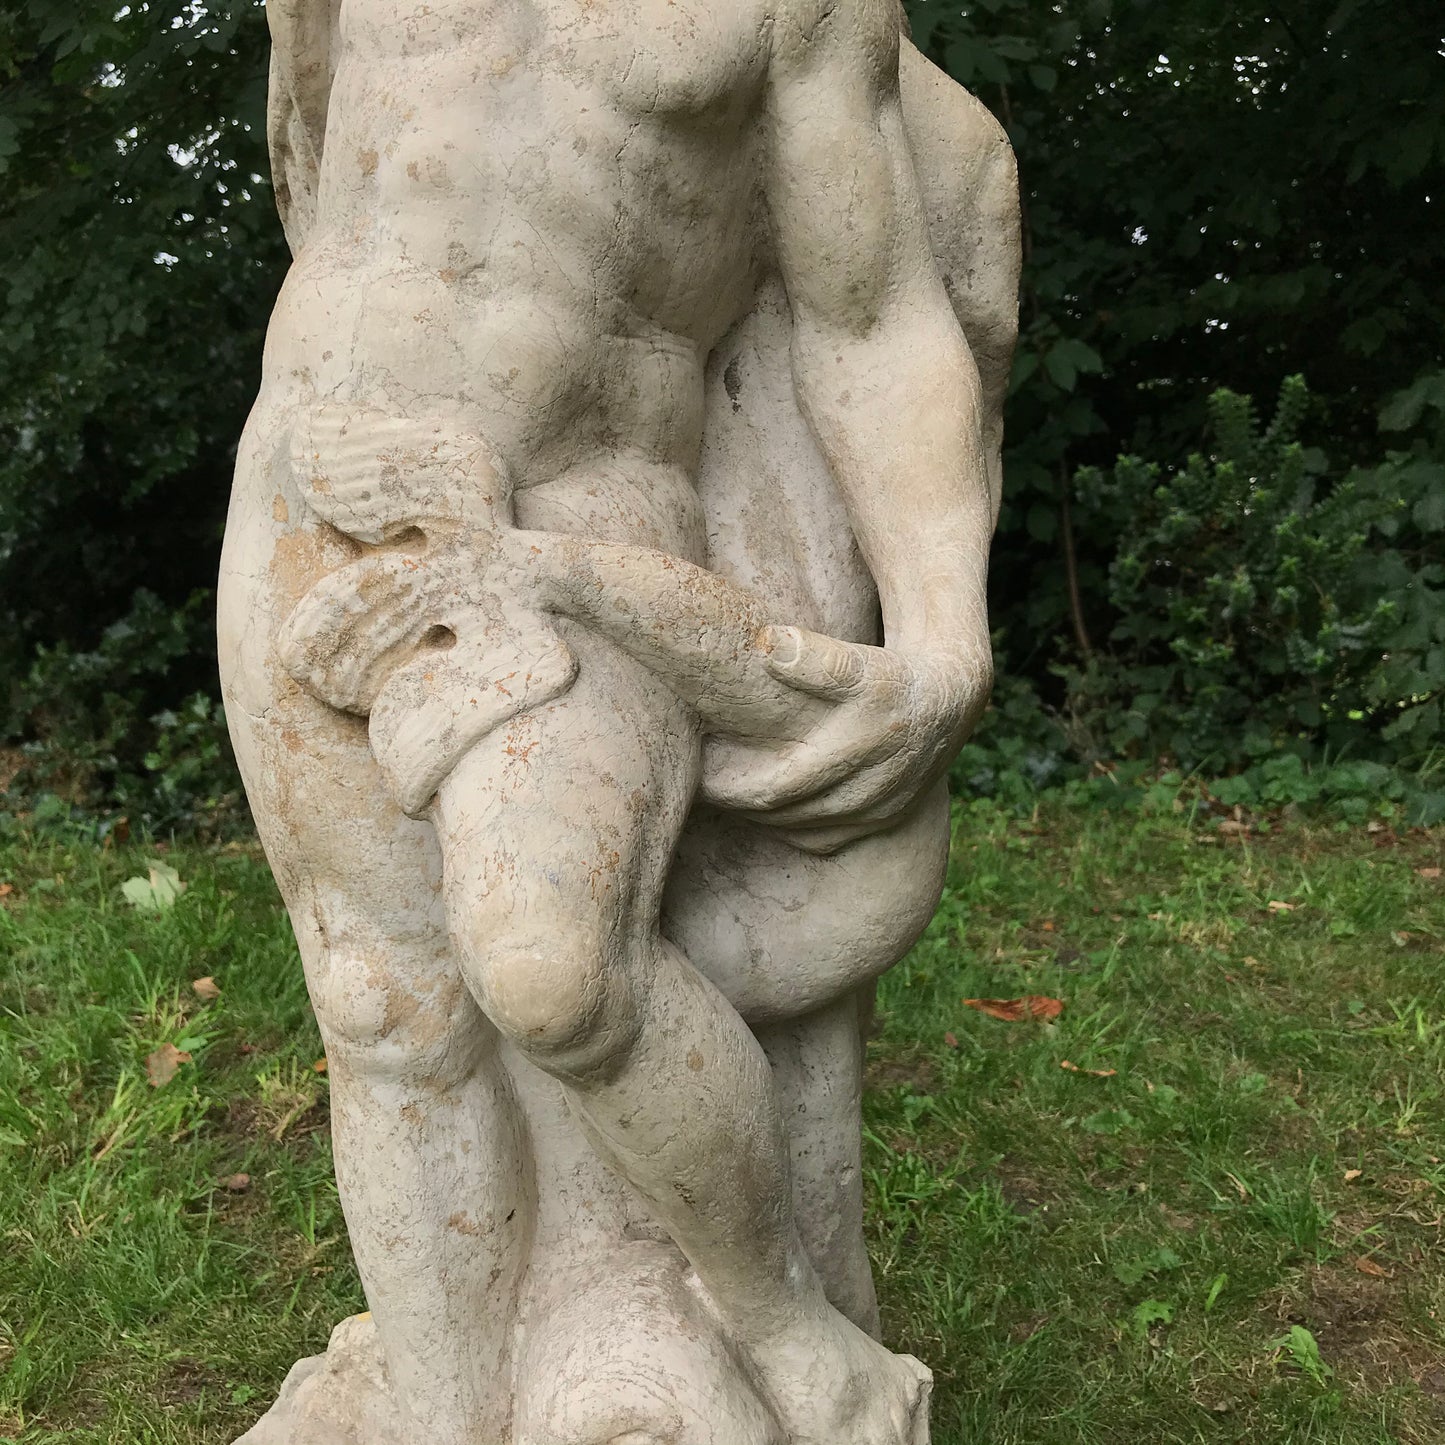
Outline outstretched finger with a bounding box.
[761,625,880,703]
[700,741,856,813]
[737,754,914,830]
[700,715,889,812]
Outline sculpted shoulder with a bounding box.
[767,0,900,81]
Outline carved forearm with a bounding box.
[792,303,994,666]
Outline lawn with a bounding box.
[2,799,1443,1443]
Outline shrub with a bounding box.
[1059,377,1440,773]
[1,588,242,835]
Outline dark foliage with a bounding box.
[0,1,284,818]
[1,0,1440,822]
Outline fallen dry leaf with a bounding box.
[122,862,187,911]
[221,1173,251,1193]
[191,976,221,1001]
[145,1043,192,1088]
[1353,1256,1392,1279]
[1218,819,1249,836]
[313,1057,329,1074]
[1225,1172,1251,1201]
[964,996,1064,1024]
[1061,1059,1118,1078]
[1041,920,1056,933]
[1267,900,1299,914]
[943,1032,960,1049]
[1344,1169,1364,1183]
[0,883,12,899]
[1417,867,1442,881]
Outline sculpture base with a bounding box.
[235,1315,403,1445]
[232,1245,795,1445]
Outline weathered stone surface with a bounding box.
[222,1,1018,1440]
[235,1316,402,1445]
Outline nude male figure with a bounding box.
[219,0,1012,1440]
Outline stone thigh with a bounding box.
[428,624,703,1069]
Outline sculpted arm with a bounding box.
[766,0,993,665]
[695,0,994,836]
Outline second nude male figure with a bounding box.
[220,0,1009,1440]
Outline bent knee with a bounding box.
[305,946,484,1088]
[454,915,638,1072]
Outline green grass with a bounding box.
[2,801,1444,1442]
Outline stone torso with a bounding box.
[261,0,781,554]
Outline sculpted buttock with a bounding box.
[223,1,1018,1441]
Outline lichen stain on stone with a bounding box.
[273,493,291,523]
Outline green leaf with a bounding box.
[1204,1273,1228,1312]
[1414,488,1445,533]
[1082,1107,1139,1135]
[1380,373,1445,432]
[1131,1298,1174,1337]
[1270,1325,1334,1384]
[1112,1246,1183,1286]
[1044,345,1078,392]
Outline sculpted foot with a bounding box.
[737,1288,931,1445]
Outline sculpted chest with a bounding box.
[336,0,772,120]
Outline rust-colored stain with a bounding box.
[268,527,343,610]
[382,986,423,1039]
[447,1210,486,1237]
[272,493,290,523]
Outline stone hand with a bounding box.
[701,624,991,851]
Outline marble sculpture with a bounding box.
[218,0,1019,1439]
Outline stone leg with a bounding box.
[662,786,952,1334]
[428,636,931,1445]
[222,593,532,1442]
[755,992,880,1337]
